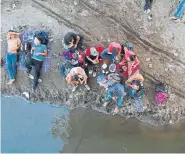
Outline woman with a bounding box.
[116,47,140,78]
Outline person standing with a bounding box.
[6,30,21,85]
[170,0,185,23]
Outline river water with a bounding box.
[2,96,185,153]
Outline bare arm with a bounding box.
[39,50,48,56]
[7,32,20,40]
[86,56,94,63]
[75,35,80,46]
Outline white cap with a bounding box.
[90,47,98,56]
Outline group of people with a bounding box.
[5,0,184,114]
[61,32,145,114]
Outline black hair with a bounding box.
[121,44,125,55]
[8,30,17,33]
[136,81,143,93]
[35,34,43,43]
[130,55,136,62]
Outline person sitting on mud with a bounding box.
[117,47,140,78]
[170,0,185,23]
[63,32,84,52]
[85,45,104,65]
[100,42,121,66]
[144,0,153,14]
[125,73,145,113]
[103,83,126,114]
[6,30,21,85]
[25,35,47,90]
[66,67,90,92]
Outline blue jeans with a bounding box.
[144,0,153,11]
[6,52,17,80]
[125,83,143,113]
[174,0,185,19]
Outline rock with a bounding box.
[164,67,170,72]
[48,20,52,24]
[6,8,11,12]
[12,4,16,10]
[49,38,54,42]
[79,10,89,17]
[148,63,153,68]
[145,58,151,62]
[173,52,178,57]
[22,92,29,99]
[74,1,78,5]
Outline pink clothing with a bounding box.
[108,42,121,53]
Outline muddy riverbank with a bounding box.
[1,0,185,126]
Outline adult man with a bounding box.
[66,67,90,92]
[63,32,84,52]
[85,45,104,65]
[125,73,145,113]
[117,47,140,78]
[25,35,47,90]
[103,83,126,113]
[101,42,121,65]
[6,30,21,85]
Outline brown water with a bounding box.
[63,107,185,153]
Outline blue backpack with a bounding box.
[60,62,73,77]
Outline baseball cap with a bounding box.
[90,47,98,56]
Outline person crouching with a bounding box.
[66,67,90,92]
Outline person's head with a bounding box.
[67,37,74,48]
[111,47,118,56]
[73,74,79,81]
[112,90,120,101]
[34,36,42,46]
[128,55,136,62]
[8,30,16,39]
[90,47,98,56]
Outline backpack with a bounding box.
[78,51,86,64]
[124,42,133,51]
[134,86,145,98]
[62,51,73,60]
[155,83,169,104]
[34,31,49,45]
[108,73,121,83]
[60,62,73,77]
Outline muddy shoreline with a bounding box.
[1,0,185,126]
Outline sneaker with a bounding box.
[93,72,96,77]
[89,70,93,74]
[84,84,90,90]
[103,102,108,107]
[72,85,78,92]
[28,74,42,83]
[38,78,43,83]
[7,79,15,85]
[28,73,34,79]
